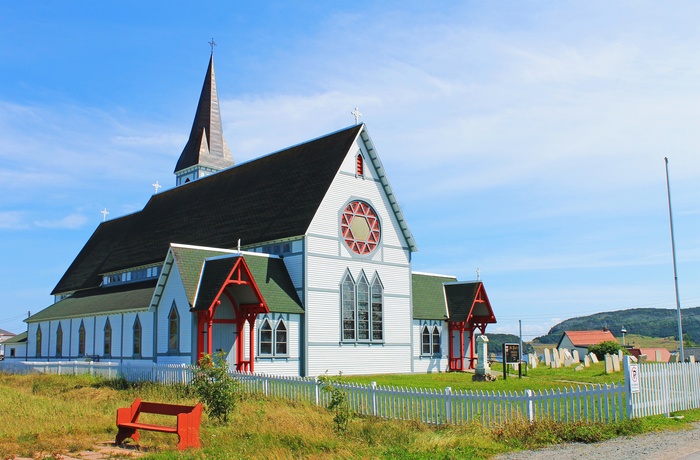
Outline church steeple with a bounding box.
[174,53,234,186]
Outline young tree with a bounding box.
[190,352,240,423]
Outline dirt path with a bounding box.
[494,421,700,460]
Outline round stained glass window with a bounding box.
[341,201,381,255]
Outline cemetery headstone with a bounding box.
[655,350,663,362]
[543,348,551,366]
[612,354,621,372]
[572,349,580,363]
[575,364,584,371]
[589,352,599,364]
[583,355,591,367]
[604,354,614,374]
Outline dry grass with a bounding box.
[2,372,696,459]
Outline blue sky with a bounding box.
[1,1,698,340]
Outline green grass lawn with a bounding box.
[344,361,625,392]
[0,369,693,459]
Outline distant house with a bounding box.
[2,331,26,359]
[0,329,16,358]
[629,348,671,363]
[557,329,617,356]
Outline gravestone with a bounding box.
[552,348,560,365]
[575,364,585,371]
[572,350,580,363]
[543,348,551,366]
[629,355,637,363]
[564,357,573,367]
[671,353,679,363]
[612,354,621,372]
[655,350,663,362]
[618,350,624,362]
[561,348,572,360]
[639,354,648,363]
[604,354,614,374]
[583,355,591,367]
[690,355,696,364]
[589,352,599,364]
[529,353,538,368]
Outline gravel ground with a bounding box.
[494,422,700,460]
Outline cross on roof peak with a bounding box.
[208,38,217,55]
[351,107,362,125]
[100,208,109,222]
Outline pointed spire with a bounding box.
[174,54,234,180]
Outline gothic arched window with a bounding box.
[168,304,179,352]
[133,316,142,357]
[56,324,63,357]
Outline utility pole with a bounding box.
[665,157,684,362]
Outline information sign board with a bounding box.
[629,363,640,393]
[504,343,520,364]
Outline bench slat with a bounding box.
[118,422,178,433]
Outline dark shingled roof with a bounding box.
[53,124,364,295]
[444,282,496,323]
[29,280,157,323]
[171,245,232,306]
[192,254,303,314]
[175,54,234,173]
[412,273,456,320]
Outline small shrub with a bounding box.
[318,373,352,432]
[190,352,240,423]
[588,341,628,360]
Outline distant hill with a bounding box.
[485,333,534,355]
[533,307,700,345]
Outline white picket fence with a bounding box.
[627,361,700,418]
[0,360,628,426]
[5,358,700,424]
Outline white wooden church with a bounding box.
[20,55,497,376]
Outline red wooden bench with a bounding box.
[115,398,202,450]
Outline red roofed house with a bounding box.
[557,329,617,356]
[629,348,671,363]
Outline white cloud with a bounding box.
[0,211,28,229]
[34,213,88,229]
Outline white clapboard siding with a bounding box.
[282,254,304,290]
[155,262,192,356]
[307,143,409,250]
[307,344,412,376]
[412,321,449,373]
[306,256,410,295]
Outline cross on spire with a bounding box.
[152,181,162,194]
[208,38,217,55]
[351,107,362,125]
[101,208,109,222]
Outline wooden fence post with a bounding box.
[314,377,320,406]
[526,389,534,423]
[444,387,452,424]
[371,381,378,417]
